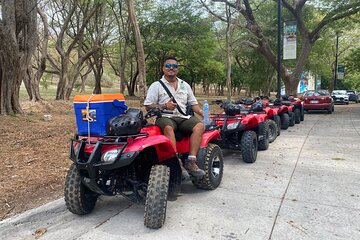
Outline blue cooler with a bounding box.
[73,94,128,136]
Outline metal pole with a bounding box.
[334,34,339,90]
[277,0,282,99]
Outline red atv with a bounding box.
[209,100,270,164]
[281,95,304,123]
[240,98,281,143]
[65,108,224,229]
[267,98,295,130]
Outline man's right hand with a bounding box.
[165,98,177,110]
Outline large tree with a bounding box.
[0,0,38,114]
[202,0,360,95]
[46,0,101,100]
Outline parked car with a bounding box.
[347,90,359,103]
[300,90,334,114]
[332,90,349,104]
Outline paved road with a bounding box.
[1,104,360,240]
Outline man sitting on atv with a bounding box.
[144,56,205,179]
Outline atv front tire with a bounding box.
[266,119,277,143]
[289,111,295,126]
[241,130,258,163]
[258,122,269,150]
[300,106,305,121]
[280,113,290,130]
[193,144,223,190]
[294,108,301,124]
[274,115,281,136]
[64,163,98,215]
[144,165,170,229]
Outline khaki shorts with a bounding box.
[155,116,202,133]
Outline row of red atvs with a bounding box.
[65,96,305,229]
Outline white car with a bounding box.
[332,90,349,104]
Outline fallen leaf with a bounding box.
[33,228,47,239]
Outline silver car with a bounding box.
[332,90,349,104]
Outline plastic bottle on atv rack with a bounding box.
[203,100,210,126]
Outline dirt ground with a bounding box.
[0,99,148,221]
[0,100,76,220]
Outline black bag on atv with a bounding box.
[273,99,282,106]
[250,102,264,112]
[224,103,245,116]
[106,108,143,136]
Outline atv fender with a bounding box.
[266,108,277,118]
[124,135,176,161]
[201,130,222,147]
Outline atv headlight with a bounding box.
[227,122,239,130]
[101,149,121,163]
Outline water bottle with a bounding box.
[203,100,210,126]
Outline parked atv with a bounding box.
[210,100,270,164]
[240,97,280,143]
[267,99,294,130]
[281,95,304,123]
[65,108,224,229]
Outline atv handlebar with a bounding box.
[145,108,174,118]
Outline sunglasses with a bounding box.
[164,63,178,69]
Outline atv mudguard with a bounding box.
[201,130,222,147]
[242,113,268,130]
[124,135,176,162]
[265,107,278,118]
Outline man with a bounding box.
[144,56,205,179]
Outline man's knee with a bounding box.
[164,125,175,135]
[193,122,204,134]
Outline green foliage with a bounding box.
[139,0,222,85]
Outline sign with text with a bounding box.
[283,21,297,60]
[337,65,345,80]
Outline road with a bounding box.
[1,103,360,240]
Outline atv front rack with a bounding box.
[210,114,246,135]
[69,132,148,167]
[69,132,149,196]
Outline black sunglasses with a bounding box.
[164,63,178,69]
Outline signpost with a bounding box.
[337,65,345,80]
[283,21,297,60]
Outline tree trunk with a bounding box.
[127,0,147,105]
[0,0,38,114]
[225,5,232,101]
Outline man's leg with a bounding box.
[163,125,177,152]
[189,122,204,156]
[179,117,205,178]
[156,117,190,180]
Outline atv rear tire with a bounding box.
[144,165,170,229]
[280,113,290,130]
[274,115,281,136]
[289,111,295,126]
[64,163,98,215]
[193,144,223,190]
[266,119,277,143]
[258,122,269,150]
[294,108,301,124]
[241,130,258,163]
[300,106,305,121]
